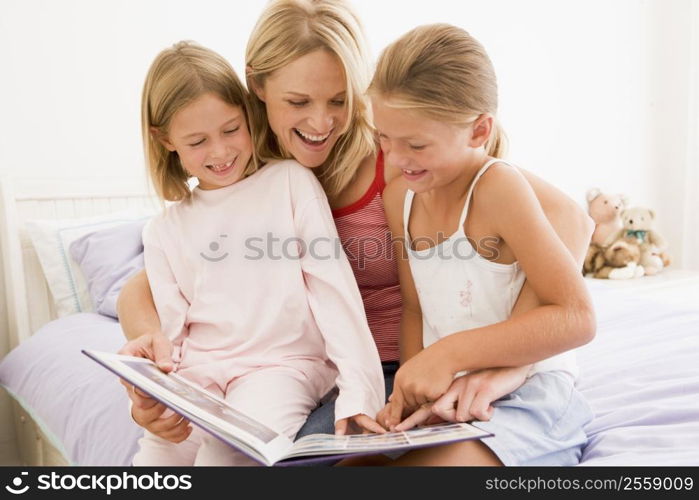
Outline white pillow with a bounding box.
[25,212,153,317]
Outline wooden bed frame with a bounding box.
[0,176,158,465]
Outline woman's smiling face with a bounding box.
[254,49,349,169]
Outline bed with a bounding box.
[0,178,698,466]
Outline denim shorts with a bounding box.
[472,371,592,466]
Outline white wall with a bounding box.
[0,0,693,258]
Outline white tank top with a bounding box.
[403,159,578,380]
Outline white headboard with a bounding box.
[0,177,159,351]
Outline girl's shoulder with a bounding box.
[262,158,328,203]
[261,158,317,183]
[471,160,541,233]
[471,160,528,208]
[382,175,410,225]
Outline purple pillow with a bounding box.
[69,218,147,318]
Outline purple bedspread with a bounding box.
[577,285,699,465]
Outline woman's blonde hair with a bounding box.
[369,24,507,158]
[142,41,258,202]
[246,0,375,197]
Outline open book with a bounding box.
[84,350,493,466]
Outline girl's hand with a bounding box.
[390,403,445,432]
[387,346,455,428]
[335,414,387,435]
[428,365,530,424]
[118,330,174,371]
[118,332,191,442]
[128,385,193,443]
[376,403,394,430]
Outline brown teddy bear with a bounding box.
[620,206,670,276]
[586,188,628,247]
[584,240,645,279]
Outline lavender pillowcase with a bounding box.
[69,218,148,319]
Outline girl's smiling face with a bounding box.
[253,49,348,169]
[159,92,253,190]
[372,96,490,193]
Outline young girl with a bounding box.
[120,0,593,445]
[365,24,595,466]
[130,41,384,466]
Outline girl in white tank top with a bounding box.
[403,159,578,377]
[359,24,595,466]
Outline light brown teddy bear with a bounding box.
[620,206,670,276]
[584,240,645,279]
[586,188,628,247]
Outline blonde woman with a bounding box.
[119,0,593,445]
[127,40,383,465]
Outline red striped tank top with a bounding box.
[332,151,401,362]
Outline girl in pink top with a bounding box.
[130,41,384,466]
[120,0,593,447]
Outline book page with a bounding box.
[284,422,491,459]
[123,360,279,444]
[83,351,294,465]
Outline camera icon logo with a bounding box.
[5,472,29,494]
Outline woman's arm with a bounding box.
[519,167,594,268]
[117,270,162,341]
[389,165,595,415]
[512,168,593,317]
[117,223,191,442]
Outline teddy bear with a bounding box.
[620,206,670,276]
[584,240,645,279]
[586,188,629,247]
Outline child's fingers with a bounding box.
[431,404,456,423]
[455,383,477,422]
[152,334,174,372]
[424,414,446,426]
[131,401,168,426]
[354,415,387,434]
[394,405,433,432]
[129,386,159,409]
[388,392,405,429]
[469,390,496,421]
[334,418,348,436]
[432,386,460,422]
[156,419,192,443]
[158,425,192,444]
[147,412,188,434]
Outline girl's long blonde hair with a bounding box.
[369,24,507,158]
[142,41,258,202]
[246,0,375,197]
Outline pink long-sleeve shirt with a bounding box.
[142,160,385,422]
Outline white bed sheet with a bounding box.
[578,279,699,465]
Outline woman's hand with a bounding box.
[428,365,529,425]
[335,414,387,435]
